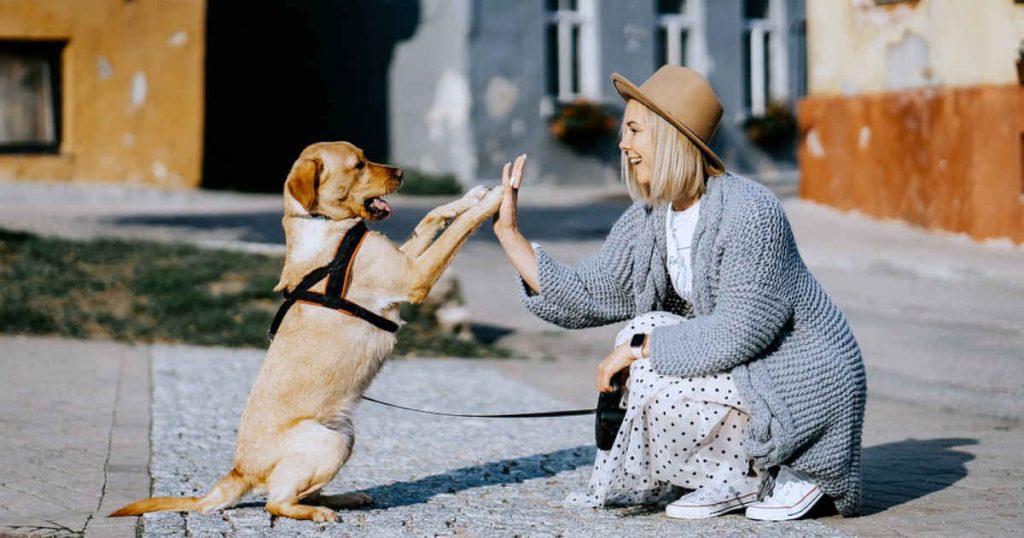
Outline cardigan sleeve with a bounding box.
[515,204,642,329]
[648,195,795,377]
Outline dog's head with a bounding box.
[284,142,403,221]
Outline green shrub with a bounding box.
[398,169,464,196]
[0,229,504,357]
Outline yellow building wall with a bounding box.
[807,0,1024,95]
[0,0,205,188]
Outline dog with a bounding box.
[111,141,508,522]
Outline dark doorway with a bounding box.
[202,0,420,191]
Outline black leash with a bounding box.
[361,395,595,418]
[269,221,399,340]
[270,220,599,421]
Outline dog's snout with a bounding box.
[394,168,403,183]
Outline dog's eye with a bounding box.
[355,161,365,170]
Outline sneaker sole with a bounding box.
[744,487,824,521]
[665,492,759,520]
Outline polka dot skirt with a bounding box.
[565,312,759,507]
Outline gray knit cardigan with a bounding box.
[518,173,866,516]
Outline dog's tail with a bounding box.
[109,468,250,517]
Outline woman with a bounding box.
[492,66,865,520]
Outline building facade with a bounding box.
[390,0,808,187]
[0,0,805,190]
[0,0,205,188]
[799,0,1024,243]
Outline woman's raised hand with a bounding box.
[491,154,541,293]
[493,154,526,236]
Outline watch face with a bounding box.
[630,333,646,348]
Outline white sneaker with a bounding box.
[665,479,761,519]
[744,466,824,521]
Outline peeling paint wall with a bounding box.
[807,0,1024,95]
[389,0,476,184]
[800,0,1024,243]
[0,0,205,188]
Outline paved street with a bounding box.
[1,178,1023,536]
[1,338,1020,536]
[0,337,150,538]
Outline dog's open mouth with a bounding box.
[364,197,393,220]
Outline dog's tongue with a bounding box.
[370,198,392,216]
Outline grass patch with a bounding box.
[0,229,506,357]
[397,169,463,196]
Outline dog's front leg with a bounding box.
[405,186,504,303]
[399,186,490,258]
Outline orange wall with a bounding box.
[0,0,205,188]
[799,85,1023,243]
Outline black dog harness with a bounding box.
[266,220,603,436]
[268,221,399,340]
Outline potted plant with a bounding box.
[548,99,618,151]
[742,101,798,152]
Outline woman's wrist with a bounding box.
[494,225,521,243]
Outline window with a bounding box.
[655,0,706,74]
[0,41,64,153]
[742,0,787,116]
[545,0,600,102]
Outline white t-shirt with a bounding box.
[665,199,701,301]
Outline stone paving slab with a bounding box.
[0,336,150,538]
[144,346,843,537]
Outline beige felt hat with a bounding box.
[612,65,725,175]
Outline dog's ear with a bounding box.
[286,157,322,212]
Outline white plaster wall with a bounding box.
[807,0,1024,95]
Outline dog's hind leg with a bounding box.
[264,421,351,522]
[399,186,490,257]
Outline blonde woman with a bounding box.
[493,66,865,520]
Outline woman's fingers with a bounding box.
[501,161,511,188]
[511,154,526,190]
[596,364,612,393]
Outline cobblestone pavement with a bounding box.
[143,346,842,537]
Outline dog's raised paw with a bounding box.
[466,185,490,200]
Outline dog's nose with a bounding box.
[394,168,403,183]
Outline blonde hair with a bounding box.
[621,102,708,205]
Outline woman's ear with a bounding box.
[286,158,323,212]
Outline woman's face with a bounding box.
[619,100,654,186]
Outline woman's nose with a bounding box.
[618,135,630,152]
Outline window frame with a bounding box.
[0,39,65,154]
[545,0,601,103]
[656,0,707,74]
[742,0,788,117]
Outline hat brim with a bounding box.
[612,73,725,176]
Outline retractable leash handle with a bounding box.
[595,377,625,450]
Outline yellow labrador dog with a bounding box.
[111,142,518,522]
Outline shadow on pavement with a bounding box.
[858,437,975,515]
[108,201,631,246]
[352,446,595,509]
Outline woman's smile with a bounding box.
[620,100,654,185]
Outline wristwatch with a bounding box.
[629,333,648,360]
